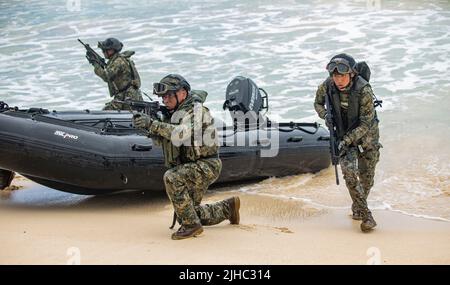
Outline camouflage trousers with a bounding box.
[103,87,143,111]
[163,158,230,226]
[340,147,380,217]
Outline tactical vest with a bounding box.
[159,90,219,168]
[106,52,141,96]
[325,76,377,140]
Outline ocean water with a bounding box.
[0,0,449,220]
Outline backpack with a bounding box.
[191,89,208,103]
[121,51,141,89]
[355,61,382,108]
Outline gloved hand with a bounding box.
[338,140,346,152]
[133,113,153,130]
[324,113,333,129]
[85,51,95,65]
[338,136,351,153]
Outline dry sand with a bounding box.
[0,177,449,265]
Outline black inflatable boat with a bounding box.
[0,77,330,195]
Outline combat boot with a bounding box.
[351,203,363,220]
[226,196,240,225]
[352,211,363,220]
[360,212,377,232]
[171,224,203,240]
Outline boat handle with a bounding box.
[317,136,330,141]
[132,144,152,151]
[287,136,303,142]
[253,139,271,146]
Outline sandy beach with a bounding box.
[0,176,449,265]
[1,0,450,268]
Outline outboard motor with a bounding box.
[223,76,268,114]
[0,101,9,113]
[223,76,269,130]
[0,169,15,190]
[0,102,19,113]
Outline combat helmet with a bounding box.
[98,38,123,52]
[326,53,357,75]
[153,74,191,96]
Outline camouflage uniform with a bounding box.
[148,93,231,227]
[94,51,143,110]
[314,76,381,220]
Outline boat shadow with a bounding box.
[0,178,262,211]
[0,186,169,211]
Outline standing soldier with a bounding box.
[89,37,143,110]
[314,54,381,233]
[133,74,240,240]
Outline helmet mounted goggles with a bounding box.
[326,58,354,75]
[153,82,179,96]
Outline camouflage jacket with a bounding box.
[314,76,380,151]
[94,51,141,98]
[148,92,219,168]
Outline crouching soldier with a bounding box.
[133,74,240,240]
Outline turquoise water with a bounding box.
[1,0,449,219]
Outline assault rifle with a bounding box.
[78,39,106,68]
[324,94,340,185]
[113,99,169,122]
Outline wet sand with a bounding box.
[0,177,449,265]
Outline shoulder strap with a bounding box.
[325,77,346,139]
[352,76,369,92]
